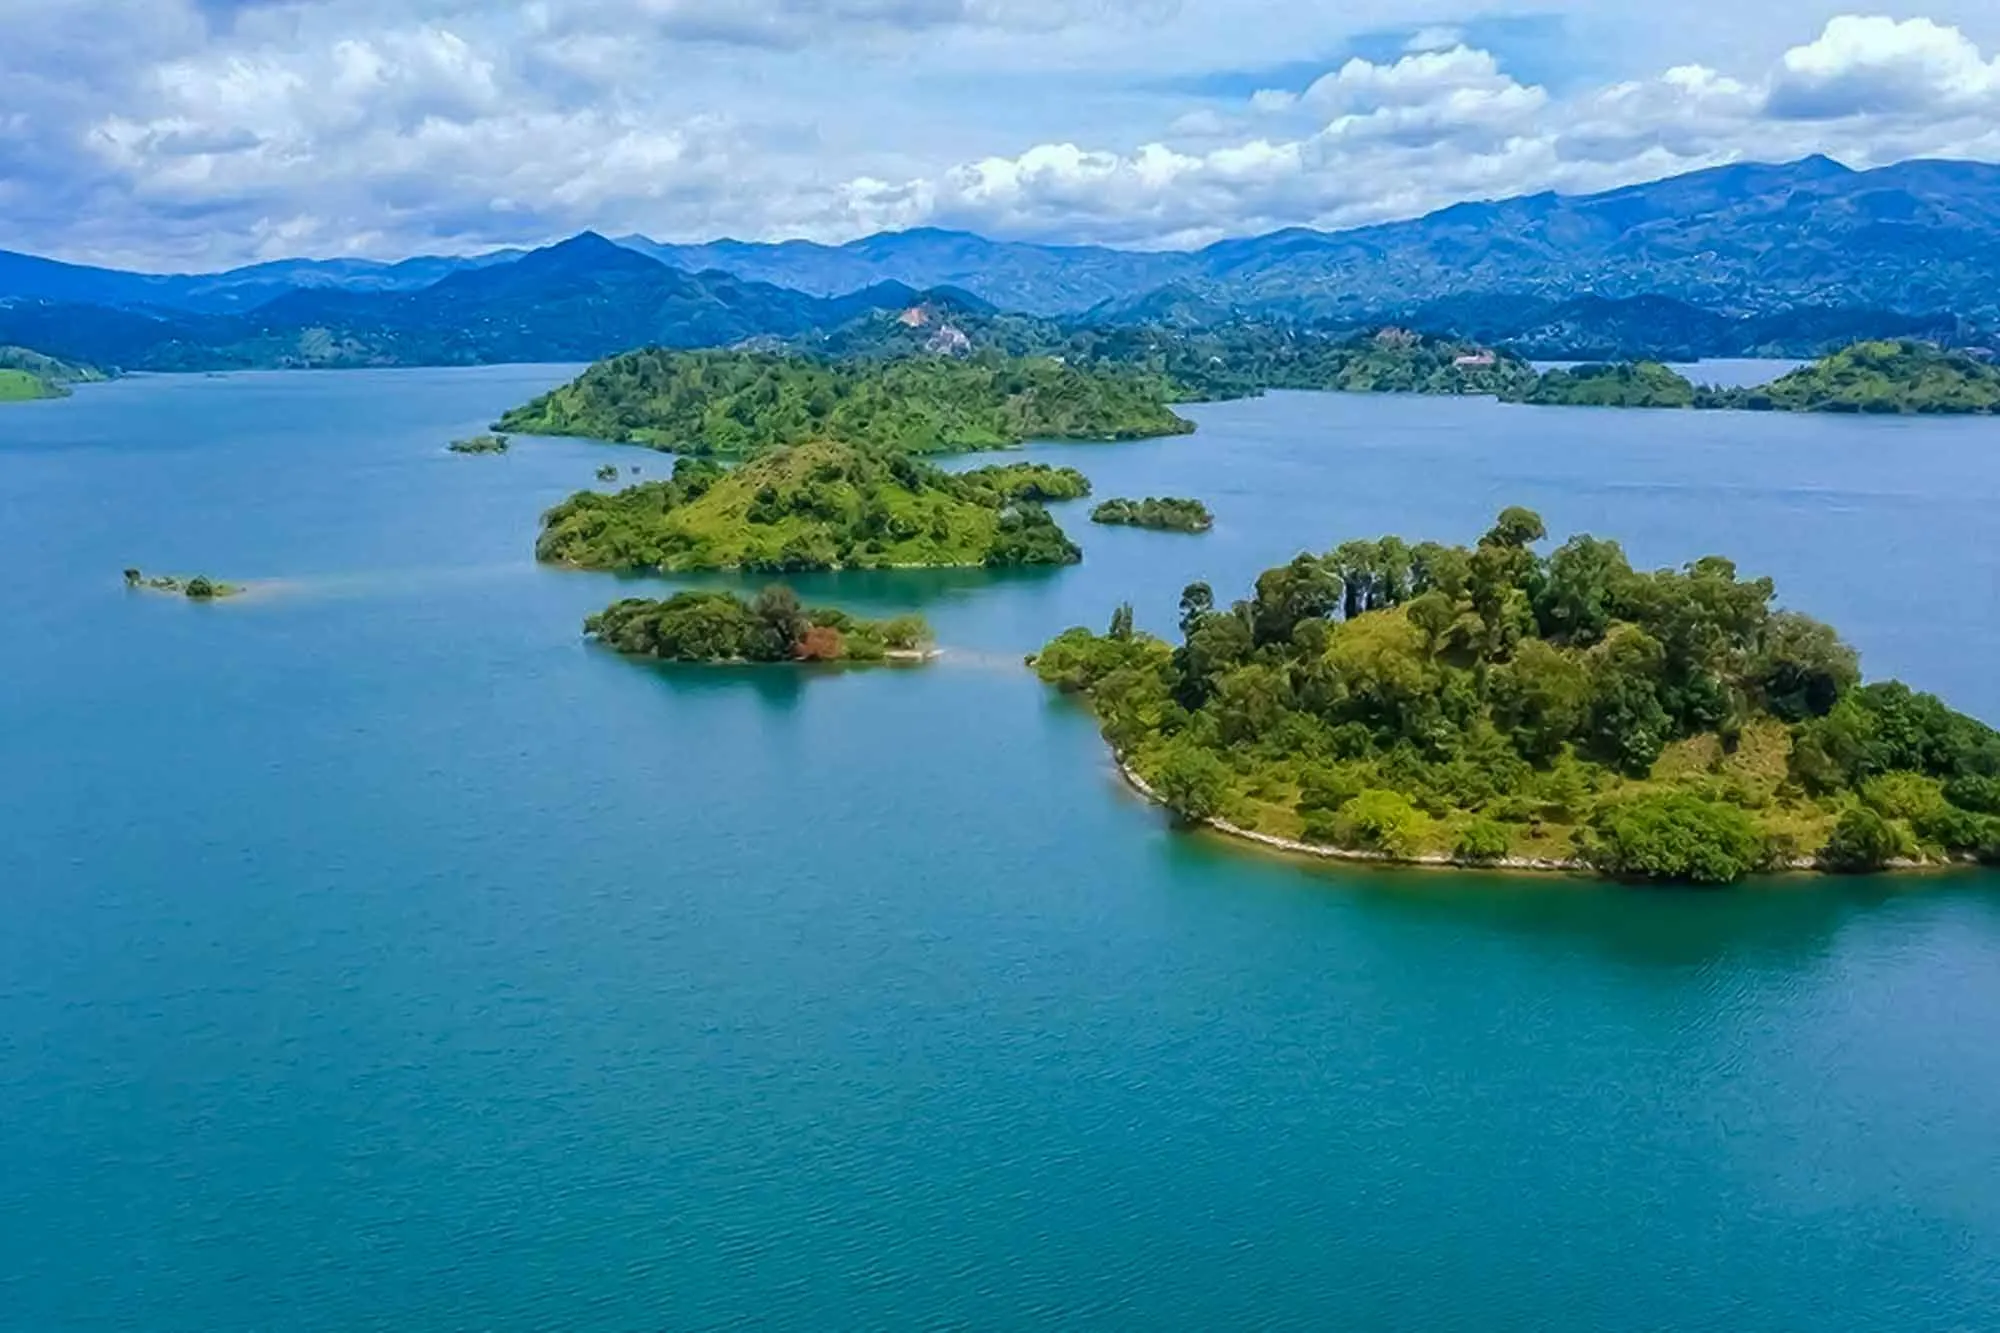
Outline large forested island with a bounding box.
[496,347,1192,454]
[537,440,1082,572]
[586,585,931,665]
[1034,508,2000,883]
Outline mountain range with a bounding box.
[0,234,950,371]
[5,155,2000,369]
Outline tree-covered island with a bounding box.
[1033,508,2000,883]
[537,440,1082,572]
[496,348,1193,455]
[447,432,511,454]
[587,585,932,665]
[1090,497,1214,532]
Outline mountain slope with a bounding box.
[1180,157,2000,317]
[0,246,519,314]
[621,228,1190,316]
[0,235,941,370]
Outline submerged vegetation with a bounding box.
[447,432,511,454]
[495,348,1193,455]
[537,440,1082,572]
[123,568,242,599]
[1033,508,2000,883]
[586,585,932,665]
[1090,497,1214,532]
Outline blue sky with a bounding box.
[4,2,2000,269]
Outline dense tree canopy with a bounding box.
[1090,497,1214,532]
[497,347,1193,455]
[1033,509,2000,882]
[586,585,930,665]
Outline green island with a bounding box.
[586,585,932,665]
[1033,508,2000,884]
[1090,497,1214,532]
[537,440,1081,572]
[123,568,244,600]
[1711,340,2000,413]
[1505,361,1699,409]
[447,432,511,454]
[495,348,1192,455]
[595,464,621,483]
[952,462,1092,503]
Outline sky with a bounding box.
[4,2,2000,270]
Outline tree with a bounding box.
[1108,602,1135,642]
[750,585,808,660]
[795,625,844,661]
[1152,742,1231,824]
[1481,506,1547,550]
[1534,535,1633,645]
[1819,806,1908,872]
[1177,582,1214,637]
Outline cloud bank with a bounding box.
[2,3,1999,267]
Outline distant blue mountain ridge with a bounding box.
[3,156,1998,369]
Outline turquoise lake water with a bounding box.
[3,368,1999,1330]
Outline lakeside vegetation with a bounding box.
[586,585,931,665]
[1033,508,2000,884]
[0,346,105,402]
[537,440,1082,572]
[123,568,243,599]
[447,432,511,454]
[0,369,57,402]
[1091,497,1214,532]
[496,348,1193,455]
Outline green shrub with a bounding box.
[1454,819,1513,863]
[1818,806,1912,872]
[1584,791,1768,884]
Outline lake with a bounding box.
[3,369,1999,1331]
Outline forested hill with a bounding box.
[497,347,1193,454]
[1710,341,2000,413]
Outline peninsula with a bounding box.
[496,347,1193,455]
[1712,340,2000,413]
[1034,508,2000,883]
[586,585,931,665]
[0,347,104,402]
[537,441,1082,572]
